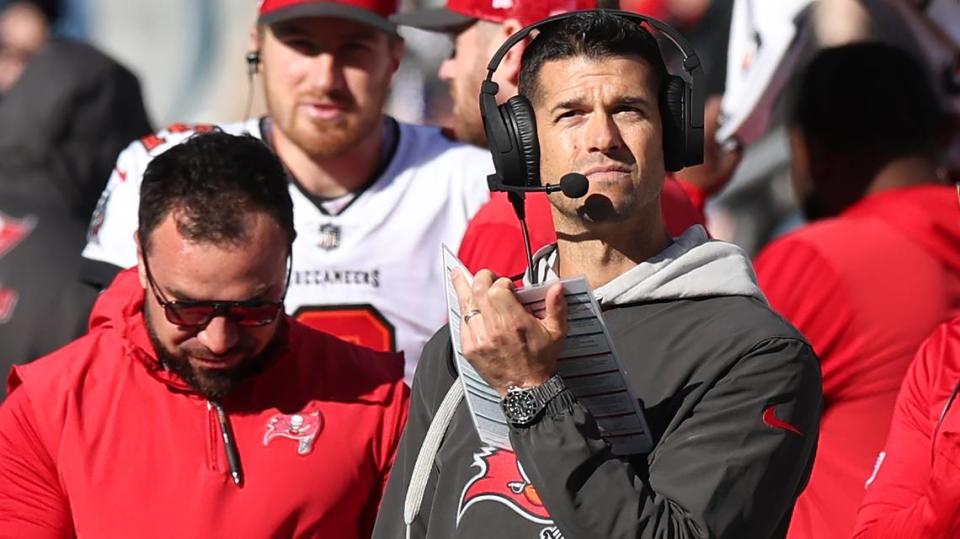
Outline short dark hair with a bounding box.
[138,131,296,253]
[518,10,668,105]
[792,42,941,167]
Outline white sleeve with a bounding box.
[81,138,148,274]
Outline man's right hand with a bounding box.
[451,269,567,396]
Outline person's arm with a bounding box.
[853,323,960,538]
[512,336,821,538]
[0,385,73,538]
[372,330,452,539]
[754,236,853,396]
[360,360,411,539]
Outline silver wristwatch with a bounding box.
[500,374,567,427]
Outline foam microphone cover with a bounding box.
[560,173,589,198]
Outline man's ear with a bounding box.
[494,19,527,95]
[134,231,147,289]
[388,35,406,74]
[248,25,262,57]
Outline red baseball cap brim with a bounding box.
[390,7,476,32]
[259,2,399,35]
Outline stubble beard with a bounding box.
[267,83,390,161]
[550,188,641,228]
[145,310,270,402]
[451,101,487,147]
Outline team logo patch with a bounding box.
[263,411,322,455]
[0,212,36,324]
[318,223,341,250]
[458,447,561,537]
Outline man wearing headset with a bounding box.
[392,0,719,279]
[373,10,821,539]
[79,0,494,384]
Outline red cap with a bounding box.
[258,0,399,34]
[618,0,669,20]
[392,0,599,32]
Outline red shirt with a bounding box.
[0,269,410,538]
[458,177,706,277]
[753,185,960,539]
[853,319,960,538]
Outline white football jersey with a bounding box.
[82,118,493,383]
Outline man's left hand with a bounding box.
[452,269,567,395]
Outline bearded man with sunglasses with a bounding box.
[0,132,410,539]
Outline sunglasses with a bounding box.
[142,253,291,328]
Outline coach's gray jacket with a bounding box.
[373,225,822,539]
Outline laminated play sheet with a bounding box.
[442,246,652,456]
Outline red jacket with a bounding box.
[457,177,706,277]
[0,269,410,538]
[853,319,960,537]
[753,185,960,539]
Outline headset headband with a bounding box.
[483,8,704,129]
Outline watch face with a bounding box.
[502,389,540,425]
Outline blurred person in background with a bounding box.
[750,42,960,539]
[0,39,151,398]
[79,0,494,384]
[394,2,738,278]
[621,0,733,97]
[0,0,57,94]
[0,132,409,537]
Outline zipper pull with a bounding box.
[211,400,243,487]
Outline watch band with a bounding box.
[501,374,567,426]
[528,374,566,405]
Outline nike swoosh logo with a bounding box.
[762,405,802,436]
[116,168,128,182]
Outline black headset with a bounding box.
[480,8,705,193]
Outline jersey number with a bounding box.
[293,304,397,352]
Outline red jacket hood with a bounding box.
[843,185,960,273]
[86,267,196,392]
[88,267,143,333]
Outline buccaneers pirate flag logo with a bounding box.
[263,411,323,455]
[457,447,558,530]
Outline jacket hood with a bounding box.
[528,225,768,306]
[842,185,960,274]
[88,267,145,333]
[87,268,194,393]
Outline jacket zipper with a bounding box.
[207,400,244,486]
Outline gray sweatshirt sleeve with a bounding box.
[510,337,822,539]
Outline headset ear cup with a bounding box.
[500,95,540,187]
[661,75,686,172]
